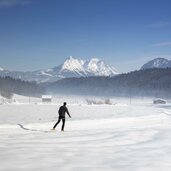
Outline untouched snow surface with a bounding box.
[0,96,171,171]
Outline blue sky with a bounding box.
[0,0,171,72]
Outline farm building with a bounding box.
[42,95,52,102]
[153,98,166,104]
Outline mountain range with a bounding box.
[0,56,119,83]
[1,57,171,83]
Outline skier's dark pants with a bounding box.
[53,117,65,131]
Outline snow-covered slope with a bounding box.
[0,56,119,82]
[84,58,118,76]
[141,57,170,70]
[58,57,87,77]
[0,96,171,171]
[167,60,171,68]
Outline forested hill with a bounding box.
[45,68,171,97]
[0,76,44,98]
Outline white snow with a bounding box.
[60,56,86,74]
[39,71,53,77]
[0,95,171,171]
[84,58,118,76]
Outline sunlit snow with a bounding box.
[0,95,171,171]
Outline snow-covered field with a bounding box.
[0,95,171,171]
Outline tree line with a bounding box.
[1,68,171,99]
[0,76,44,98]
[46,68,171,98]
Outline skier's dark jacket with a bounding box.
[58,105,70,118]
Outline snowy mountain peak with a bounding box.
[85,58,102,73]
[60,56,85,73]
[141,57,169,70]
[59,56,119,77]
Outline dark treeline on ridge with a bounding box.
[45,68,171,98]
[1,68,171,99]
[0,76,44,98]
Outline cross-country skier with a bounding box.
[52,102,71,131]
